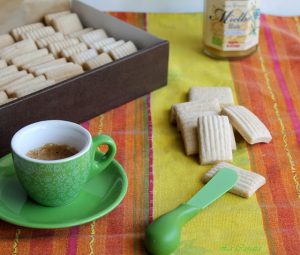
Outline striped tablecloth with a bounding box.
[0,13,299,255]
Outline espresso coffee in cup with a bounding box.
[26,143,78,160]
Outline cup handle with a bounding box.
[89,135,117,178]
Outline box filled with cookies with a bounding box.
[0,0,169,156]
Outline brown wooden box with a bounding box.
[0,0,169,156]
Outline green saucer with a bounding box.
[0,154,128,229]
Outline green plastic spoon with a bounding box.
[144,168,238,255]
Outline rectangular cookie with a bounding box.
[83,53,113,70]
[15,80,55,98]
[222,105,272,144]
[0,60,7,69]
[28,58,67,74]
[11,22,44,41]
[36,33,65,48]
[202,162,266,198]
[1,74,34,93]
[21,54,55,71]
[67,28,94,39]
[20,26,55,41]
[0,39,38,62]
[0,91,8,105]
[189,87,234,106]
[34,62,69,76]
[45,63,83,82]
[0,34,14,49]
[5,75,45,97]
[88,38,116,50]
[11,49,49,67]
[170,98,221,125]
[198,115,233,165]
[0,66,18,78]
[109,41,138,60]
[69,49,98,65]
[0,71,27,88]
[44,10,71,25]
[79,29,108,45]
[52,13,83,35]
[48,38,80,57]
[61,43,88,59]
[100,40,124,53]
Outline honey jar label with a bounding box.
[204,0,260,51]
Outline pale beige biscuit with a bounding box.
[0,71,27,88]
[69,49,98,65]
[28,58,67,74]
[21,54,55,71]
[1,74,34,93]
[189,87,234,106]
[11,22,44,41]
[20,26,55,41]
[100,40,125,53]
[67,28,94,39]
[178,112,218,156]
[15,80,55,98]
[52,13,83,35]
[0,39,37,62]
[79,29,108,45]
[61,43,88,59]
[44,10,71,25]
[0,60,7,69]
[88,38,116,51]
[0,66,18,78]
[33,62,69,76]
[36,33,65,48]
[11,49,49,67]
[202,162,266,198]
[222,105,272,144]
[229,124,237,150]
[83,53,113,70]
[45,63,83,82]
[198,115,233,165]
[109,41,138,60]
[170,98,221,125]
[5,75,45,97]
[48,38,80,57]
[0,91,8,105]
[0,34,14,49]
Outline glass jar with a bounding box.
[203,0,260,59]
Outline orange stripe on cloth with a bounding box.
[230,14,300,254]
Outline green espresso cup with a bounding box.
[11,120,117,207]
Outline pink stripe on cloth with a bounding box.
[262,14,300,143]
[67,227,80,255]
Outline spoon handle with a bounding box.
[145,168,238,255]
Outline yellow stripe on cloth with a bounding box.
[148,13,269,254]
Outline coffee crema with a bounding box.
[26,143,79,160]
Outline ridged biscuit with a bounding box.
[52,13,83,35]
[0,60,7,69]
[0,91,8,105]
[88,38,116,51]
[5,75,45,97]
[202,162,266,198]
[0,71,27,88]
[0,34,14,49]
[69,49,98,65]
[189,87,234,106]
[83,53,113,70]
[198,115,233,165]
[0,66,18,78]
[28,58,67,74]
[33,62,69,76]
[45,63,83,82]
[109,41,137,60]
[11,49,49,67]
[44,11,71,25]
[222,105,272,144]
[0,39,37,62]
[11,23,44,41]
[20,26,55,41]
[79,29,108,45]
[1,74,34,93]
[100,40,124,53]
[48,38,80,57]
[61,43,88,58]
[170,98,221,125]
[67,28,94,39]
[21,54,55,71]
[15,80,55,97]
[36,33,65,48]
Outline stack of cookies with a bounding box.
[171,87,272,165]
[0,11,138,106]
